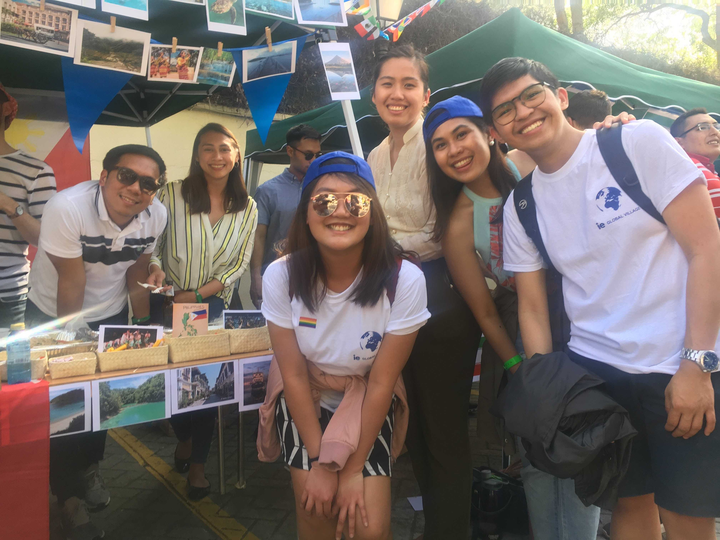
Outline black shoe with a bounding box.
[187,482,210,501]
[174,445,190,474]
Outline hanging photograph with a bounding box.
[294,0,346,27]
[196,47,237,87]
[148,44,203,83]
[74,19,150,75]
[245,0,293,21]
[101,0,148,21]
[92,371,171,431]
[50,382,92,438]
[239,355,272,411]
[171,360,239,414]
[242,40,296,83]
[0,0,78,57]
[52,0,95,8]
[98,325,163,352]
[318,42,360,100]
[170,0,204,4]
[206,0,247,35]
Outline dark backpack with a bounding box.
[512,124,666,351]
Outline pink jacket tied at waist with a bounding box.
[257,356,409,472]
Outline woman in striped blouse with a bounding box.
[149,123,258,499]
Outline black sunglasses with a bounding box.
[290,146,323,161]
[111,167,164,193]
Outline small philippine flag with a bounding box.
[190,309,208,321]
[299,317,317,328]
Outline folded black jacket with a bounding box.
[492,351,637,509]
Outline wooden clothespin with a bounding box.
[110,16,116,33]
[217,42,223,55]
[40,0,45,10]
[172,37,177,53]
[265,26,272,52]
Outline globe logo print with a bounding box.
[595,187,622,212]
[360,331,382,353]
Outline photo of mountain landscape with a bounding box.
[74,19,150,75]
[319,43,360,100]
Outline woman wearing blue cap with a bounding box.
[259,152,430,540]
[423,96,601,540]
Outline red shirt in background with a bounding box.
[687,152,720,219]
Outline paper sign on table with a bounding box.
[173,303,209,337]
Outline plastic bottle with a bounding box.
[7,322,31,385]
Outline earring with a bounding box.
[489,140,495,146]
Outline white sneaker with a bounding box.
[84,464,110,512]
[61,497,105,540]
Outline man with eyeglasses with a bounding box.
[25,144,168,540]
[671,108,720,218]
[250,124,321,308]
[479,57,720,540]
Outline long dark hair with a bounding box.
[426,116,517,242]
[181,123,249,215]
[285,160,408,312]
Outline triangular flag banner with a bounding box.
[384,0,447,41]
[229,34,309,145]
[344,0,370,15]
[61,57,132,153]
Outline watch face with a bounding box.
[701,351,720,372]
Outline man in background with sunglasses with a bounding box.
[25,145,168,540]
[671,108,720,219]
[250,124,321,308]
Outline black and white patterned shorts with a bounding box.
[275,393,395,477]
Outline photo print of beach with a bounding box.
[148,44,203,83]
[99,325,162,352]
[0,0,78,57]
[294,0,346,27]
[223,310,266,330]
[74,19,150,75]
[92,371,171,431]
[245,0,293,20]
[242,40,296,83]
[50,382,92,438]
[240,355,271,410]
[102,0,148,21]
[171,360,239,414]
[206,0,247,35]
[196,47,237,87]
[318,42,360,100]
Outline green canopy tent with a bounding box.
[243,7,720,181]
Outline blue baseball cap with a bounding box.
[302,151,376,192]
[423,95,484,142]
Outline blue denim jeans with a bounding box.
[518,438,600,540]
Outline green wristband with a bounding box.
[503,354,523,371]
[194,290,203,303]
[132,315,150,325]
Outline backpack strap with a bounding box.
[513,172,556,272]
[596,124,665,225]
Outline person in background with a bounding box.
[564,89,612,130]
[367,44,481,540]
[671,108,720,219]
[0,84,56,328]
[25,144,168,540]
[250,124,322,308]
[149,122,258,500]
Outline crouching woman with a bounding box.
[257,152,430,540]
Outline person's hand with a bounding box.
[250,274,263,309]
[593,111,636,130]
[0,191,18,215]
[301,463,338,520]
[174,290,198,304]
[665,359,716,438]
[333,470,367,540]
[146,266,166,288]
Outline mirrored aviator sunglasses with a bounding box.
[115,167,162,193]
[311,192,372,218]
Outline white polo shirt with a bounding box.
[28,181,167,322]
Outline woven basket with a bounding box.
[228,326,271,354]
[0,350,48,381]
[97,346,168,373]
[48,352,98,380]
[166,330,230,363]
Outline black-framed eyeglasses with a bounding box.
[310,192,372,218]
[290,146,323,161]
[111,167,164,194]
[677,121,720,138]
[491,82,555,126]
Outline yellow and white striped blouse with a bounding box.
[150,181,258,307]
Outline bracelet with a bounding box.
[503,354,523,371]
[132,315,150,325]
[194,289,203,303]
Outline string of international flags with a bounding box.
[346,0,448,42]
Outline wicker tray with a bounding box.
[0,350,48,381]
[166,330,230,363]
[48,352,98,380]
[97,346,168,373]
[228,326,271,354]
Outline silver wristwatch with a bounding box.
[680,348,720,373]
[8,205,24,219]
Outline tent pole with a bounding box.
[341,100,363,158]
[145,126,153,148]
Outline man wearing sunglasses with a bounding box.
[250,124,321,308]
[671,108,720,219]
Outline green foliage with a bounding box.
[50,388,83,407]
[80,28,144,71]
[98,381,121,420]
[98,374,165,419]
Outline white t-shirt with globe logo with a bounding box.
[262,257,430,410]
[503,120,717,375]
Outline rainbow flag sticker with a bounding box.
[299,317,317,328]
